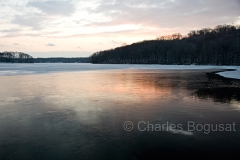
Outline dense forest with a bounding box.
[0,51,34,63]
[90,24,240,65]
[34,57,90,63]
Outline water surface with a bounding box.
[0,64,240,160]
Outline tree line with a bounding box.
[34,57,90,63]
[0,51,34,63]
[0,52,90,63]
[90,24,240,65]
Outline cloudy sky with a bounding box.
[0,0,240,57]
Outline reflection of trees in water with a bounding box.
[194,70,240,103]
[195,87,240,103]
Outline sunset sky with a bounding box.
[0,0,240,57]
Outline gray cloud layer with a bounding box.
[12,13,48,30]
[1,0,240,39]
[27,0,76,16]
[89,0,240,29]
[0,28,20,33]
[8,1,76,31]
[46,43,56,46]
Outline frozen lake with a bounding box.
[0,63,240,79]
[0,63,240,159]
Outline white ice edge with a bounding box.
[216,69,240,80]
[0,63,240,79]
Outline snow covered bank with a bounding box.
[0,63,239,79]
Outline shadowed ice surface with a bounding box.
[0,64,240,160]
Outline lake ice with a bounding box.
[0,63,240,79]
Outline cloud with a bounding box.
[1,31,61,38]
[2,33,40,38]
[77,46,82,49]
[13,43,19,45]
[46,43,56,47]
[47,28,145,38]
[89,0,240,30]
[27,1,76,16]
[0,28,20,33]
[12,13,48,30]
[111,40,123,45]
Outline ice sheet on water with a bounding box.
[0,70,35,76]
[216,67,240,80]
[0,63,239,79]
